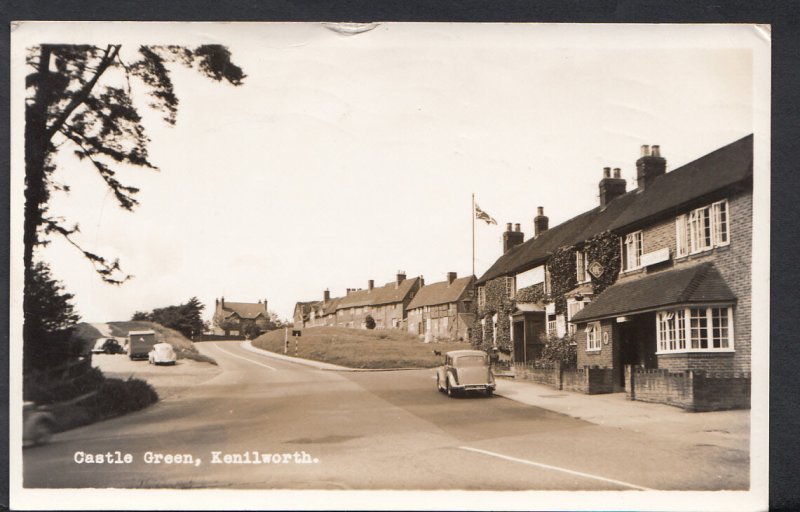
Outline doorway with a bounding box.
[617,313,657,387]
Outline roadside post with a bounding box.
[292,329,302,356]
[284,327,289,354]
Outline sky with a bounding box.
[11,23,764,323]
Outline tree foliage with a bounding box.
[136,297,206,339]
[23,44,244,364]
[24,262,82,370]
[538,332,577,368]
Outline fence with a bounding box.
[512,362,614,394]
[625,365,750,411]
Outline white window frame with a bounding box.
[566,300,585,335]
[505,276,516,300]
[676,199,730,258]
[623,231,643,271]
[655,306,734,354]
[576,250,590,283]
[585,323,600,352]
[477,286,486,310]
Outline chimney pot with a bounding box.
[368,279,374,291]
[514,223,521,232]
[603,166,611,178]
[636,144,667,191]
[651,145,661,157]
[537,206,544,216]
[641,144,651,157]
[613,167,621,178]
[505,222,512,232]
[503,223,524,252]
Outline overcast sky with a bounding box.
[12,23,764,323]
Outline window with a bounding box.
[676,200,730,257]
[656,306,733,353]
[623,231,643,271]
[576,251,589,283]
[477,286,486,310]
[585,324,600,351]
[567,301,585,335]
[504,276,516,299]
[547,314,557,335]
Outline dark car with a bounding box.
[91,337,124,355]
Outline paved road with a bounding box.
[23,341,748,490]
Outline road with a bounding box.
[23,341,748,491]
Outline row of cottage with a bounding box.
[295,134,754,410]
[294,271,477,342]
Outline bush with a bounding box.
[538,332,577,368]
[365,315,376,330]
[24,364,106,405]
[85,378,158,420]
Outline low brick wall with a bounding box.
[513,362,560,389]
[513,363,614,394]
[626,365,750,411]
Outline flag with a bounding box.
[475,203,497,225]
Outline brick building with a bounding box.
[213,297,270,336]
[474,135,752,409]
[406,272,475,341]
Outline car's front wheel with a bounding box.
[446,379,455,397]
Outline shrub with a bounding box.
[538,332,577,368]
[86,378,158,420]
[365,315,376,329]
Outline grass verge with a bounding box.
[253,326,471,369]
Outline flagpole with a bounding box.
[472,193,475,277]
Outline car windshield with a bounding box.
[455,355,486,367]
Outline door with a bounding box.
[512,320,526,362]
[618,313,658,387]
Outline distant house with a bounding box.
[406,272,475,341]
[293,300,321,328]
[213,297,270,336]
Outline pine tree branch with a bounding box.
[44,44,121,141]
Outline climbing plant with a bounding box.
[583,231,621,296]
[514,282,548,304]
[547,246,577,315]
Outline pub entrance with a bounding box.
[512,311,546,363]
[616,312,658,388]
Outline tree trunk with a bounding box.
[23,46,52,360]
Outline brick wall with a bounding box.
[513,362,614,394]
[625,365,750,411]
[616,189,752,373]
[514,361,560,388]
[576,319,615,368]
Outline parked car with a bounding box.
[23,402,57,447]
[91,337,125,355]
[148,342,177,365]
[435,349,496,397]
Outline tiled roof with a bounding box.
[476,134,752,285]
[322,297,342,316]
[407,276,475,310]
[221,301,268,319]
[338,277,422,308]
[570,263,736,323]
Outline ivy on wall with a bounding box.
[547,246,577,315]
[471,276,514,351]
[514,282,547,303]
[583,231,621,296]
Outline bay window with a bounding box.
[656,306,733,353]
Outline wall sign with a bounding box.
[641,247,670,267]
[603,331,609,345]
[588,261,604,278]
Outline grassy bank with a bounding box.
[253,326,470,369]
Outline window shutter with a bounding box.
[676,215,687,257]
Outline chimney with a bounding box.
[324,289,330,302]
[221,296,225,308]
[599,166,627,206]
[503,222,524,253]
[447,272,457,285]
[215,298,219,307]
[396,271,406,288]
[534,207,549,237]
[368,279,374,291]
[636,144,666,191]
[264,299,268,312]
